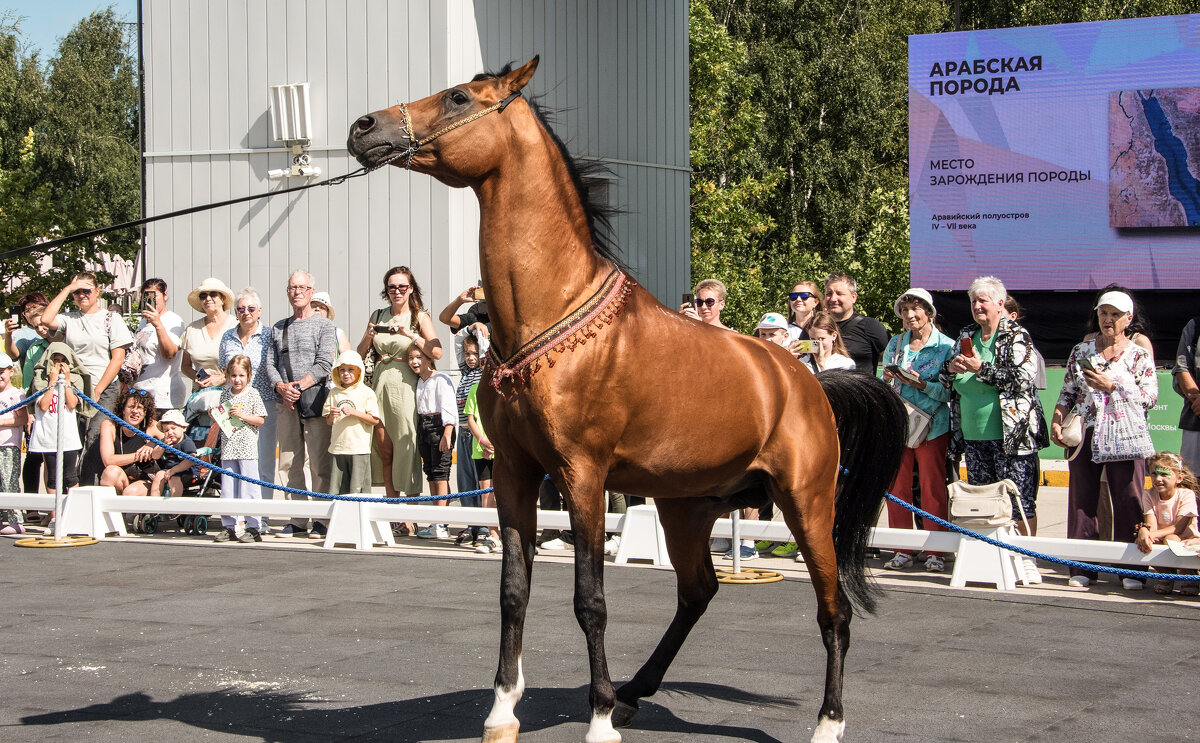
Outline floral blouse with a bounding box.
[1056,338,1157,429]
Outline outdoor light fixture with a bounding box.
[267,82,321,179]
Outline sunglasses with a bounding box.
[693,297,718,308]
[235,305,258,314]
[130,389,150,396]
[788,291,815,301]
[198,291,222,300]
[72,288,94,297]
[386,284,411,293]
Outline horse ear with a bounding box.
[504,56,540,95]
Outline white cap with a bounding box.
[1094,290,1134,315]
[0,352,13,369]
[755,312,789,332]
[894,288,936,319]
[159,409,188,428]
[311,291,335,320]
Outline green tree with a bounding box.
[0,17,45,170]
[689,0,783,333]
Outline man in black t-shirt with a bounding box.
[824,273,889,376]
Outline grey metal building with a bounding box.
[141,0,689,336]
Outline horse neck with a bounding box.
[473,138,608,356]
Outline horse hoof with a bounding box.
[611,700,638,728]
[482,721,520,743]
[811,715,845,742]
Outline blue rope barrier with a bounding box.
[883,492,1200,583]
[0,387,47,416]
[73,388,494,504]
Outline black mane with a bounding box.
[472,65,625,269]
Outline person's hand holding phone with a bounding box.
[947,336,982,374]
[679,293,699,321]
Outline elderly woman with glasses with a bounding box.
[220,287,278,486]
[357,266,443,503]
[42,271,135,484]
[1051,288,1158,590]
[940,275,1049,584]
[179,278,237,390]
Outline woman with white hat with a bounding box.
[879,289,956,572]
[311,291,351,356]
[179,278,237,390]
[1052,286,1158,590]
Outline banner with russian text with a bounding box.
[909,15,1200,290]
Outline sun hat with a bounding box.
[0,352,12,369]
[1094,290,1134,316]
[159,409,188,428]
[311,291,336,320]
[755,312,789,332]
[187,278,235,312]
[894,288,936,319]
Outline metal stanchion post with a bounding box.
[52,375,65,540]
[730,509,741,574]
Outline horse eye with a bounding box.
[449,90,469,105]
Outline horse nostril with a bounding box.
[355,115,375,133]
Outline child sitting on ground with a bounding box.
[323,350,380,495]
[464,380,500,553]
[210,355,267,543]
[409,345,457,540]
[149,409,202,498]
[1135,451,1199,596]
[0,353,28,534]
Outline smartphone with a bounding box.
[142,290,155,311]
[885,364,904,375]
[793,340,816,355]
[8,305,19,324]
[1078,355,1097,372]
[682,293,694,307]
[472,286,486,301]
[372,324,395,334]
[959,337,974,357]
[196,369,209,381]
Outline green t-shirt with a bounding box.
[462,382,487,459]
[953,331,1003,441]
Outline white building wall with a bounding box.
[142,0,689,334]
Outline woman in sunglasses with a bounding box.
[41,271,135,485]
[357,266,443,504]
[678,278,730,330]
[785,281,824,342]
[180,278,237,391]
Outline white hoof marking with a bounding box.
[484,657,525,729]
[584,710,620,743]
[811,715,845,742]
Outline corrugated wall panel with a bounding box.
[143,0,687,334]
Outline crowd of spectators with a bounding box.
[0,268,1196,594]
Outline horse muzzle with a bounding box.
[346,111,407,168]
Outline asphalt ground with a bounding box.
[3,537,1198,743]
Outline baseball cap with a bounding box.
[0,352,12,369]
[1094,290,1134,315]
[159,409,188,428]
[755,312,789,332]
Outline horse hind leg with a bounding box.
[613,500,720,728]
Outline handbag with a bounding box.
[1059,409,1084,462]
[282,317,330,419]
[948,479,1018,528]
[117,348,146,385]
[901,397,933,449]
[1090,387,1154,464]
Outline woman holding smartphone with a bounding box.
[879,289,956,572]
[1051,289,1158,589]
[940,276,1049,584]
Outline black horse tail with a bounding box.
[817,369,907,615]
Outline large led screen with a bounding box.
[909,15,1200,290]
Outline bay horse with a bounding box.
[348,57,905,743]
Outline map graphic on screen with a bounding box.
[1110,86,1200,228]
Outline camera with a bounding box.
[372,324,394,334]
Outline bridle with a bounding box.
[378,91,523,170]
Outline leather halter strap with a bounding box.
[385,91,522,170]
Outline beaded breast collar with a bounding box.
[484,269,633,399]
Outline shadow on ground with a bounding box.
[20,681,800,742]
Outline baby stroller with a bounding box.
[129,388,223,535]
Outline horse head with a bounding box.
[347,56,539,188]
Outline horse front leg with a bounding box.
[482,460,542,743]
[613,499,719,728]
[560,474,620,743]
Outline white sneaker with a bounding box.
[603,535,621,556]
[883,553,912,570]
[1122,577,1144,591]
[709,538,732,554]
[924,555,945,573]
[1022,558,1042,584]
[434,524,449,539]
[1068,575,1091,588]
[540,538,567,550]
